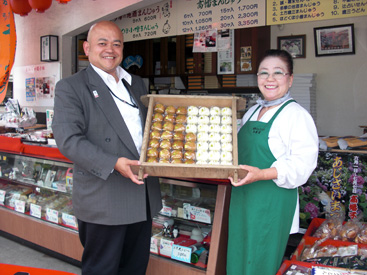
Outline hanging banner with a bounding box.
[176,0,265,35]
[0,1,17,104]
[267,0,367,25]
[299,151,367,230]
[113,0,266,42]
[113,0,177,42]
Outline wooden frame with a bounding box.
[277,35,306,58]
[314,24,355,57]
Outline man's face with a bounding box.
[83,22,123,78]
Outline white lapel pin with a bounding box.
[93,90,99,98]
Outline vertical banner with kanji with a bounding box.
[299,151,367,230]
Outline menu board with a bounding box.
[267,0,367,25]
[175,0,265,35]
[114,0,266,42]
[114,0,178,42]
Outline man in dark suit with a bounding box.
[52,21,162,275]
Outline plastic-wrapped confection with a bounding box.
[148,139,160,149]
[184,151,196,160]
[161,130,173,140]
[154,103,165,113]
[152,113,164,122]
[197,124,209,133]
[220,151,233,162]
[164,114,176,123]
[208,124,220,133]
[172,140,184,150]
[174,123,186,132]
[173,132,185,141]
[221,133,232,143]
[221,115,232,125]
[208,141,221,151]
[187,115,198,124]
[221,142,233,152]
[209,115,221,124]
[176,114,187,124]
[220,125,232,134]
[197,141,209,151]
[147,157,159,163]
[197,132,209,142]
[221,107,232,116]
[199,107,210,116]
[198,115,210,125]
[150,130,161,140]
[208,133,220,142]
[209,106,221,116]
[159,140,172,150]
[151,122,163,131]
[176,106,187,115]
[187,106,199,116]
[185,132,197,142]
[159,149,171,160]
[196,150,209,162]
[186,124,197,134]
[147,148,159,158]
[165,105,176,114]
[171,150,183,160]
[184,141,196,151]
[163,121,174,131]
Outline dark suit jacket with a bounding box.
[52,65,162,225]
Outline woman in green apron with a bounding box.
[227,50,318,275]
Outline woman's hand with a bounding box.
[229,165,277,187]
[114,157,148,185]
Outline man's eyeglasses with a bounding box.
[257,71,290,80]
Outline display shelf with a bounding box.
[147,177,231,275]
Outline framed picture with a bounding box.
[40,35,59,62]
[314,24,355,57]
[277,35,306,58]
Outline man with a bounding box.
[52,21,162,275]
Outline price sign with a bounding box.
[171,244,192,263]
[30,203,42,218]
[190,206,211,224]
[313,266,356,275]
[0,190,5,204]
[62,213,77,228]
[46,208,59,224]
[267,0,367,25]
[14,199,25,213]
[160,206,172,217]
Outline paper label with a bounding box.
[62,213,77,228]
[160,206,172,217]
[150,236,159,254]
[46,208,59,224]
[30,203,42,218]
[0,190,5,204]
[190,206,211,224]
[160,238,174,257]
[171,244,192,263]
[14,199,25,213]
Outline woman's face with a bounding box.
[257,56,293,101]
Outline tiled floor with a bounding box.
[0,234,81,275]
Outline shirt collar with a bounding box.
[90,64,132,85]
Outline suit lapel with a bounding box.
[85,66,140,159]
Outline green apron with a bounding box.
[227,100,297,275]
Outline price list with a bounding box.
[176,0,266,35]
[267,0,367,25]
[114,0,178,42]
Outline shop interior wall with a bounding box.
[11,2,367,137]
[271,16,367,137]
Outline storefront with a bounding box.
[1,0,367,274]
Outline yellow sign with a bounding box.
[267,0,367,25]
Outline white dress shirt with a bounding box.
[240,99,319,233]
[91,64,143,155]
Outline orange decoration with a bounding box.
[56,0,71,4]
[9,0,32,16]
[0,1,17,104]
[28,0,52,13]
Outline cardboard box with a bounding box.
[133,95,248,181]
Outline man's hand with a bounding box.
[114,157,147,185]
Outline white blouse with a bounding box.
[239,99,319,233]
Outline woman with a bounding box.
[227,49,318,274]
